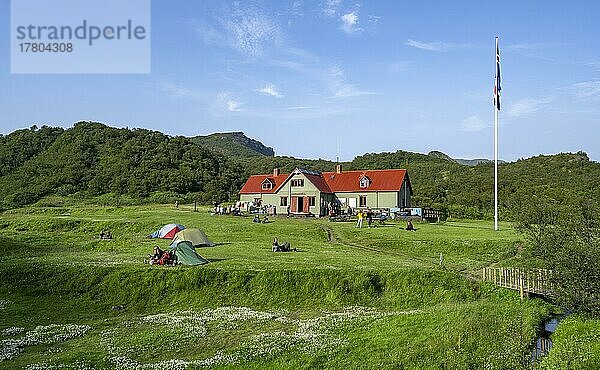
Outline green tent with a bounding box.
[172,228,215,247]
[170,241,209,266]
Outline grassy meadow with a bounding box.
[0,204,598,369]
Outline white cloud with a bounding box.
[570,80,600,99]
[321,0,341,17]
[159,82,203,100]
[223,6,281,57]
[340,11,362,34]
[460,115,488,132]
[506,96,555,118]
[332,85,379,98]
[216,92,244,112]
[405,39,469,52]
[255,83,283,98]
[328,65,378,98]
[283,106,312,110]
[227,100,244,112]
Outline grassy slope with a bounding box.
[0,205,595,369]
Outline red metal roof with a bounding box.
[239,173,289,194]
[321,169,408,192]
[240,168,409,194]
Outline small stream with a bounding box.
[531,311,570,363]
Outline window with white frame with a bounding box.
[359,195,367,207]
[359,176,370,188]
[262,179,274,190]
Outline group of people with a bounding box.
[213,203,243,216]
[355,209,378,228]
[99,230,113,240]
[148,246,175,265]
[325,201,354,217]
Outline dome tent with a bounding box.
[170,241,209,266]
[148,224,185,239]
[171,228,215,247]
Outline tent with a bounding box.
[170,241,209,266]
[172,228,215,247]
[149,224,185,239]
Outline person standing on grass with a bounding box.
[355,210,364,228]
[366,209,373,228]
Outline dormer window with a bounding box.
[359,176,370,188]
[262,179,274,190]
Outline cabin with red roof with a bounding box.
[239,165,412,216]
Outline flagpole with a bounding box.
[494,91,498,231]
[494,36,499,231]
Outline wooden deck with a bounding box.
[482,267,554,297]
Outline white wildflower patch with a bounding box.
[0,300,11,310]
[25,359,96,370]
[2,327,25,336]
[0,324,91,361]
[106,306,418,369]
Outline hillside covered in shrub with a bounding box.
[1,122,599,220]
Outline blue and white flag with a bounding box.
[494,38,501,110]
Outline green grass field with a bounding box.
[0,204,598,369]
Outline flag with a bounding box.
[494,37,501,110]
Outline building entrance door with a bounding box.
[296,196,304,213]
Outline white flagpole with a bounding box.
[494,36,499,231]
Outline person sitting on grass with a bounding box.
[148,246,173,265]
[262,216,270,224]
[159,250,175,265]
[272,237,296,252]
[406,220,416,231]
[253,214,261,223]
[99,231,113,240]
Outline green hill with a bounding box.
[191,131,275,157]
[1,123,599,221]
[0,122,244,208]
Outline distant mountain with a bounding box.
[191,132,275,158]
[427,151,505,166]
[427,151,457,163]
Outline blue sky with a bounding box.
[1,0,600,161]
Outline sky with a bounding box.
[1,0,600,162]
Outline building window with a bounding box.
[359,176,370,188]
[359,195,367,207]
[309,196,316,206]
[262,179,273,190]
[280,197,288,206]
[291,179,304,187]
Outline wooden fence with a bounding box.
[482,267,554,297]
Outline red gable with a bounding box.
[239,168,409,194]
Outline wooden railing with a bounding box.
[482,267,554,297]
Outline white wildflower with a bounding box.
[0,324,91,361]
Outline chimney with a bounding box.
[273,168,280,177]
[336,164,343,174]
